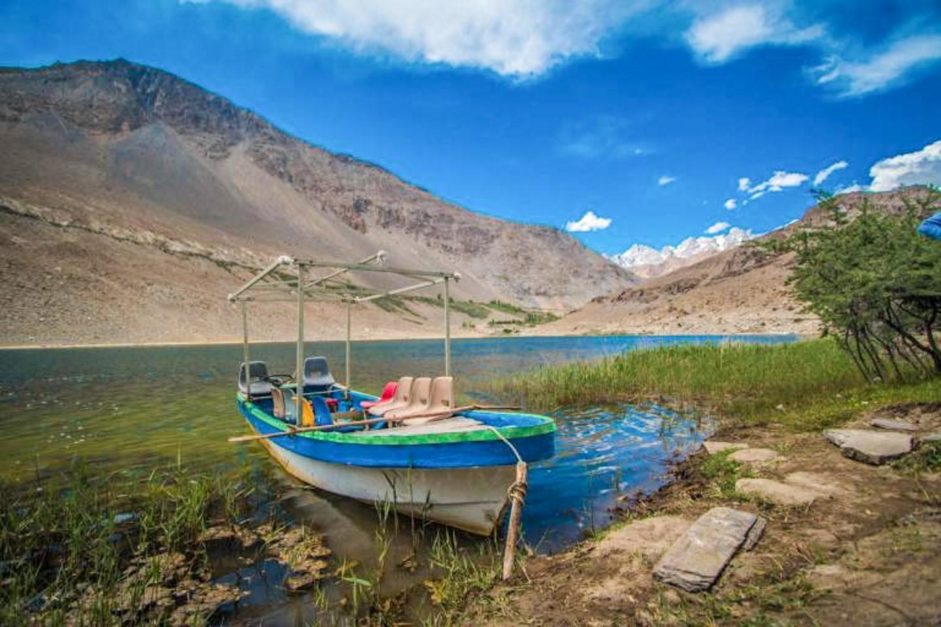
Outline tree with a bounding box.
[780,188,941,379]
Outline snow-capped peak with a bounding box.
[608,227,753,270]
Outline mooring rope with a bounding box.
[485,426,528,503]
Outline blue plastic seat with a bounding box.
[312,396,360,432]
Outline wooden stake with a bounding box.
[228,404,522,443]
[502,461,528,580]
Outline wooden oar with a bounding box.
[227,404,522,443]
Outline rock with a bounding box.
[742,516,766,551]
[704,441,749,455]
[824,429,913,465]
[728,448,780,464]
[735,478,820,506]
[870,417,917,432]
[919,432,941,443]
[782,472,844,497]
[653,507,760,592]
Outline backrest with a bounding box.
[378,381,397,402]
[407,377,432,408]
[311,396,333,428]
[428,377,454,410]
[239,361,269,387]
[393,376,413,404]
[271,387,286,419]
[304,356,335,385]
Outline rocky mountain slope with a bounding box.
[0,59,632,345]
[609,227,754,279]
[537,187,937,337]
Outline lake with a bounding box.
[0,334,793,621]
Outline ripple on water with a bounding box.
[522,402,708,551]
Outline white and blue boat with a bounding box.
[229,253,556,535]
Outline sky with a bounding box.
[1,0,940,257]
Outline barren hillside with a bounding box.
[0,60,632,346]
[538,187,937,337]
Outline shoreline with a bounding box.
[0,330,803,351]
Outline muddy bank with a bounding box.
[462,403,941,625]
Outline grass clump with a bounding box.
[699,450,750,499]
[495,338,940,431]
[0,463,259,624]
[893,441,941,474]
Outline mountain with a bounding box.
[608,227,753,279]
[536,187,937,337]
[0,59,632,346]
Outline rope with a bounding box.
[485,426,528,504]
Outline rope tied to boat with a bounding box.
[487,425,529,581]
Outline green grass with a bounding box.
[495,338,941,431]
[0,463,260,624]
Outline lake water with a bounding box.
[0,334,793,621]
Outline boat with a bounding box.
[229,252,556,535]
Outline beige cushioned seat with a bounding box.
[401,377,454,425]
[385,377,432,420]
[367,376,413,417]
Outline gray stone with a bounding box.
[735,478,820,506]
[728,448,780,464]
[653,507,759,592]
[870,417,917,432]
[741,516,766,551]
[824,429,913,465]
[704,441,749,455]
[919,432,941,443]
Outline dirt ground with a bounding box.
[464,404,941,626]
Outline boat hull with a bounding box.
[258,436,516,535]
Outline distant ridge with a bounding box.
[0,59,633,345]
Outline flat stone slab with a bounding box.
[704,441,749,455]
[824,429,913,465]
[735,478,820,506]
[728,448,780,464]
[653,507,762,592]
[870,417,917,432]
[919,432,941,443]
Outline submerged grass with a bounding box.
[0,461,263,624]
[496,338,941,431]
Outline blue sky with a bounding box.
[1,0,940,256]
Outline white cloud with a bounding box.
[705,221,731,235]
[557,116,648,159]
[685,4,823,64]
[834,183,864,195]
[738,170,810,201]
[868,139,941,192]
[658,175,676,186]
[217,0,648,77]
[565,210,612,232]
[813,160,848,186]
[724,198,737,210]
[812,34,941,97]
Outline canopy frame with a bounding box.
[229,252,460,416]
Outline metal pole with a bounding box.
[345,301,352,393]
[296,262,305,422]
[443,277,451,376]
[241,301,250,366]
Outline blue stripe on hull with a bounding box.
[238,402,555,469]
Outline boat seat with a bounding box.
[283,388,314,427]
[367,376,413,417]
[401,377,454,425]
[239,361,273,398]
[312,396,360,432]
[385,377,432,420]
[271,387,287,420]
[360,381,397,409]
[303,356,336,393]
